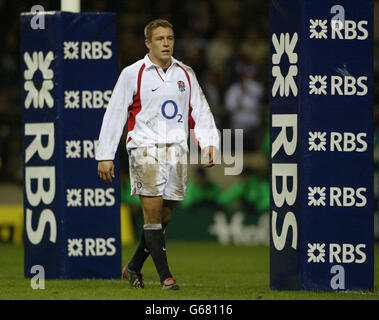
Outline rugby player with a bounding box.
[96,19,219,290]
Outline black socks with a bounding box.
[142,224,172,283]
[127,231,150,273]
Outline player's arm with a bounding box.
[188,71,220,167]
[95,69,133,183]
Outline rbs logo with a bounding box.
[308,131,368,153]
[66,188,115,208]
[309,75,368,96]
[310,19,368,41]
[67,237,116,257]
[63,41,113,60]
[64,90,112,109]
[307,242,366,264]
[308,186,367,208]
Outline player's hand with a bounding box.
[202,146,217,168]
[98,160,115,184]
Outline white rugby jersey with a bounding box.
[95,54,220,161]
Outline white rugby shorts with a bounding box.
[128,144,187,200]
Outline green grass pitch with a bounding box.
[0,242,378,300]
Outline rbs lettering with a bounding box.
[24,123,57,245]
[271,114,298,251]
[330,132,367,152]
[331,20,368,40]
[331,76,368,96]
[81,41,112,60]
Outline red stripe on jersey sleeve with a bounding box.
[177,64,200,147]
[127,63,145,144]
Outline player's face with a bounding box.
[146,27,174,67]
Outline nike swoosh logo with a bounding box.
[152,88,158,92]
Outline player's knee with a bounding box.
[144,214,162,225]
[143,207,162,225]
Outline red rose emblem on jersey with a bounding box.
[178,80,185,92]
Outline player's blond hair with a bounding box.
[144,19,174,41]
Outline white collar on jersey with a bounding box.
[143,54,180,70]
